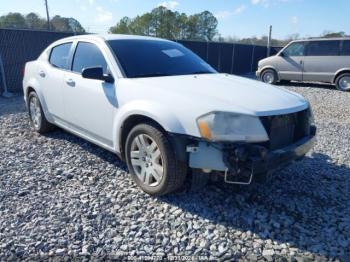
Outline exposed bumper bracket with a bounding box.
[224,168,254,185]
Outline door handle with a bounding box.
[39,71,46,78]
[299,60,303,65]
[65,79,75,87]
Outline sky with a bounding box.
[0,0,349,39]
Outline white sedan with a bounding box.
[23,34,316,195]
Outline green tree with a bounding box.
[197,11,218,41]
[25,13,46,30]
[321,31,346,38]
[186,14,200,40]
[109,16,132,34]
[67,18,85,33]
[50,15,85,33]
[0,12,85,33]
[0,12,27,29]
[109,7,218,41]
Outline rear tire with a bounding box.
[335,73,350,91]
[28,92,54,133]
[261,69,278,85]
[125,122,187,196]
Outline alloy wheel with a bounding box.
[29,96,42,129]
[339,76,350,91]
[263,72,275,84]
[130,134,164,187]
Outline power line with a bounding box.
[44,0,51,31]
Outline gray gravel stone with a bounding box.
[0,84,349,260]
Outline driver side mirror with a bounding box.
[82,67,114,83]
[279,52,285,57]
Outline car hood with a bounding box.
[124,73,308,116]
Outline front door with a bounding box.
[276,42,305,81]
[62,41,116,147]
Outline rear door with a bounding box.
[62,41,116,147]
[276,41,305,81]
[302,40,341,82]
[40,42,72,120]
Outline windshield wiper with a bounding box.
[134,73,173,78]
[187,71,215,75]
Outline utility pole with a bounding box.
[267,25,272,57]
[45,0,51,31]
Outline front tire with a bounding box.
[261,69,278,85]
[335,73,350,91]
[125,123,187,196]
[28,92,54,133]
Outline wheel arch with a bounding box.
[118,114,166,160]
[113,102,188,160]
[26,86,36,102]
[333,69,350,84]
[260,66,280,81]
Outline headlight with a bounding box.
[197,112,269,142]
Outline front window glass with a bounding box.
[341,40,350,56]
[72,42,108,74]
[107,39,216,78]
[283,42,305,56]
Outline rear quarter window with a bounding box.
[306,40,340,56]
[341,40,350,56]
[49,42,72,69]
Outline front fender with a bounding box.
[113,100,187,153]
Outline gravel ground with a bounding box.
[0,83,349,261]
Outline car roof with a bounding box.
[291,37,350,43]
[60,34,171,42]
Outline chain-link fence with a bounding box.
[0,28,281,94]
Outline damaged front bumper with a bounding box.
[188,127,316,184]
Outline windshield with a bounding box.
[107,39,217,78]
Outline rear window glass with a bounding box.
[341,40,350,56]
[49,42,72,69]
[306,41,340,56]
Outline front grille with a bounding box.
[260,109,311,150]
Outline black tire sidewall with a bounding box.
[125,124,174,195]
[336,73,350,91]
[28,92,43,131]
[261,69,277,84]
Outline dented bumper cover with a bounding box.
[189,127,316,174]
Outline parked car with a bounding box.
[257,38,350,91]
[23,34,316,195]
